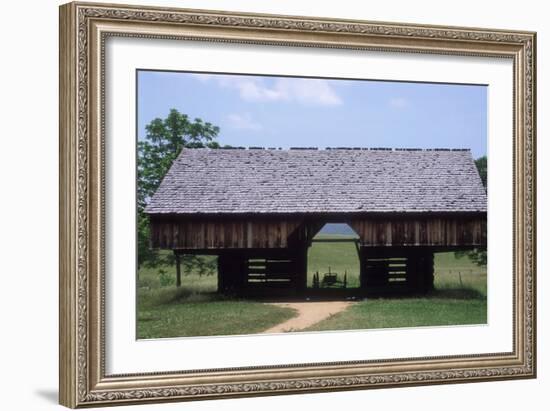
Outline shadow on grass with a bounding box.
[138,287,230,310]
[160,288,227,305]
[360,287,487,302]
[428,287,486,300]
[140,286,487,310]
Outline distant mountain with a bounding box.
[317,223,358,237]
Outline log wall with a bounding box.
[216,248,308,297]
[359,246,435,296]
[150,219,303,249]
[149,214,486,250]
[349,216,486,247]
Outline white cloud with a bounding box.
[225,113,262,131]
[388,97,409,108]
[192,74,342,106]
[188,73,217,83]
[272,78,343,106]
[229,78,286,102]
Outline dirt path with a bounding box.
[262,301,353,334]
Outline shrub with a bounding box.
[158,268,175,287]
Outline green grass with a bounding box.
[305,298,486,332]
[434,252,487,298]
[138,256,218,295]
[137,248,487,338]
[305,250,487,332]
[137,253,296,339]
[138,292,295,339]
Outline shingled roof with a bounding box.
[145,148,487,215]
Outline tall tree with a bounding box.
[137,109,221,267]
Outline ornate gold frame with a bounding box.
[59,2,536,408]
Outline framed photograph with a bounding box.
[59,1,536,408]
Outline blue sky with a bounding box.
[137,70,487,158]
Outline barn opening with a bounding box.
[307,223,361,292]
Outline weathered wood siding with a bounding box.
[150,214,486,250]
[150,219,303,249]
[349,216,486,247]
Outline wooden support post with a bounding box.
[293,247,308,296]
[406,250,418,293]
[217,255,225,293]
[359,246,367,294]
[174,252,182,288]
[423,251,435,292]
[218,253,245,295]
[407,249,434,294]
[236,254,245,293]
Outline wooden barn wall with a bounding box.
[349,217,486,247]
[150,219,304,249]
[149,215,486,250]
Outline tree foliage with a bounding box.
[475,155,487,189]
[137,109,221,269]
[454,248,487,266]
[455,155,488,267]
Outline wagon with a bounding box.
[312,268,347,289]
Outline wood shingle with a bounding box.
[145,148,487,215]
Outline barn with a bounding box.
[145,147,487,297]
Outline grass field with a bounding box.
[305,298,486,331]
[137,257,296,338]
[137,240,487,338]
[308,234,360,288]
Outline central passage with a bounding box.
[307,223,361,292]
